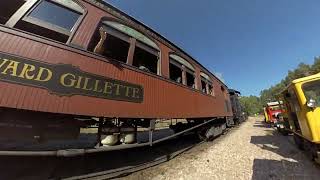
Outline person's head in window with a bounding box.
[138,62,150,72]
[176,77,181,83]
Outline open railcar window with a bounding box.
[169,61,183,83]
[13,0,84,43]
[133,44,159,74]
[169,54,195,88]
[186,70,195,88]
[201,79,207,93]
[200,72,214,95]
[0,0,25,25]
[90,20,160,74]
[208,84,214,96]
[101,33,130,63]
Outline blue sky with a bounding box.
[105,0,320,96]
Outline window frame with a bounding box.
[200,72,214,96]
[169,59,183,84]
[169,54,196,89]
[92,19,161,75]
[302,80,320,107]
[185,67,195,88]
[5,0,85,44]
[201,77,208,93]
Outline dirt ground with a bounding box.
[121,116,320,180]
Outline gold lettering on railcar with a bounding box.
[59,73,142,100]
[93,80,103,93]
[1,60,19,76]
[0,59,52,82]
[0,59,9,69]
[103,81,113,94]
[34,67,52,82]
[82,77,93,91]
[60,73,76,87]
[0,53,143,103]
[133,88,140,98]
[18,63,36,79]
[124,86,133,97]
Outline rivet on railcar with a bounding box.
[0,0,233,156]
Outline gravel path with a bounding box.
[121,116,320,180]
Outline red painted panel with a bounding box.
[0,0,232,119]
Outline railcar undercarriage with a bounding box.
[0,108,228,157]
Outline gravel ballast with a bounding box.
[122,116,320,180]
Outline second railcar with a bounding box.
[0,0,232,154]
[228,89,246,125]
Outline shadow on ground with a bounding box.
[0,134,201,179]
[252,121,272,128]
[250,121,320,180]
[252,159,318,180]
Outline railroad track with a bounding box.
[66,141,203,180]
[0,127,235,180]
[66,128,234,180]
[0,135,203,180]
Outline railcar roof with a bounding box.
[85,0,228,88]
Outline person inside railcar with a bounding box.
[201,79,207,93]
[186,69,195,88]
[90,21,160,74]
[138,62,151,72]
[93,27,129,63]
[209,85,213,95]
[176,77,182,83]
[93,27,107,55]
[132,45,158,74]
[169,61,183,84]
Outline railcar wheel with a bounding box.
[196,128,208,141]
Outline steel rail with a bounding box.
[0,118,218,157]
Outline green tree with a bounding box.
[310,57,320,74]
[239,96,262,115]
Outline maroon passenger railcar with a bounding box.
[0,0,232,155]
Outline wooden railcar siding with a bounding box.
[0,0,232,118]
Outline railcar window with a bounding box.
[208,84,214,95]
[14,0,83,43]
[186,71,195,88]
[90,21,160,74]
[201,79,207,93]
[0,0,25,25]
[132,45,158,74]
[169,55,195,88]
[28,1,81,31]
[169,62,182,83]
[103,34,130,63]
[15,21,69,42]
[200,72,213,95]
[90,26,130,63]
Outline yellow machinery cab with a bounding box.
[280,73,320,162]
[263,107,270,123]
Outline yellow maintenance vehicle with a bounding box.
[279,73,320,163]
